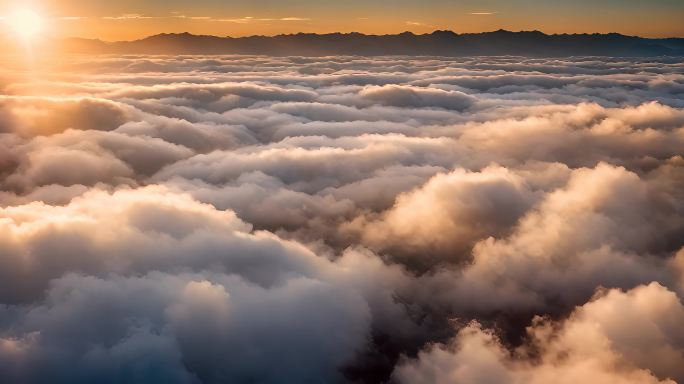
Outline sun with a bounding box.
[5,8,44,40]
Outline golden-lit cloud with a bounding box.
[0,43,683,383]
[217,16,311,23]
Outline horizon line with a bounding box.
[60,29,684,43]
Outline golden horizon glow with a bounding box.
[0,0,680,41]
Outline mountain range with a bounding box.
[60,30,684,57]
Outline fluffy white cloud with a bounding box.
[347,166,539,267]
[0,54,683,382]
[0,186,416,382]
[394,283,684,384]
[359,85,475,110]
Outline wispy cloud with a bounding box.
[217,16,311,23]
[174,15,213,20]
[405,21,436,28]
[103,14,156,20]
[100,14,311,23]
[469,12,496,15]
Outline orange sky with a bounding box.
[1,0,683,40]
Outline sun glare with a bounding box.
[5,9,44,40]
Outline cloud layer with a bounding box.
[0,55,683,383]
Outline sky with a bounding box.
[1,0,683,40]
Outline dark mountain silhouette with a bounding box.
[61,30,684,57]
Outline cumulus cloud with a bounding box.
[0,97,134,137]
[359,84,475,110]
[0,186,417,382]
[0,54,683,382]
[347,165,539,268]
[394,283,684,384]
[409,162,682,325]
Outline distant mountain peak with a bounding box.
[57,30,684,57]
[430,30,458,37]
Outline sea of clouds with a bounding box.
[0,55,683,383]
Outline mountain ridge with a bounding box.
[59,30,684,57]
